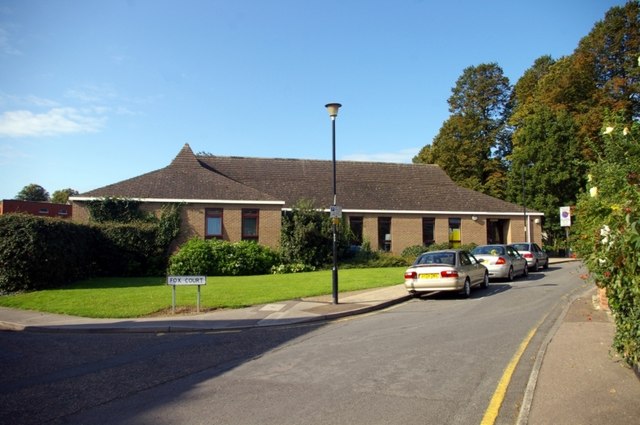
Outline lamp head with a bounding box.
[325,103,342,118]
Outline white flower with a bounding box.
[623,127,629,136]
[599,258,606,265]
[600,225,609,243]
[604,126,614,135]
[590,186,598,197]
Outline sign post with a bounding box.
[560,207,572,258]
[167,276,207,313]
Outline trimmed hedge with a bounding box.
[0,214,176,293]
[0,214,97,292]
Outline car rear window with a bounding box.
[416,252,455,265]
[473,246,505,255]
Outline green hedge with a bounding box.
[0,214,97,292]
[0,213,178,293]
[167,238,280,276]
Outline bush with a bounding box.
[167,238,280,276]
[96,221,164,276]
[0,214,97,292]
[573,117,640,368]
[0,204,183,293]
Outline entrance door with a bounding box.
[487,219,509,244]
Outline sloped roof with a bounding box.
[79,144,281,203]
[78,144,539,215]
[200,155,534,214]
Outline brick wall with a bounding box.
[72,201,283,251]
[1,200,72,219]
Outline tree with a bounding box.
[51,188,79,204]
[506,104,586,246]
[16,184,49,202]
[414,63,511,197]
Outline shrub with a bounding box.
[573,117,640,368]
[167,238,280,276]
[0,214,97,292]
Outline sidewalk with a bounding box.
[525,288,640,425]
[1,258,638,424]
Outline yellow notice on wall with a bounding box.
[449,229,461,248]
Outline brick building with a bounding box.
[0,199,72,219]
[71,144,543,254]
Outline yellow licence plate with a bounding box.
[419,273,440,279]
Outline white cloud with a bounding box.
[0,107,106,137]
[342,147,420,164]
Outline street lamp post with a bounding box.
[325,102,341,305]
[522,163,530,243]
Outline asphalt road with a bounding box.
[0,262,589,425]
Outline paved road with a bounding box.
[0,262,589,425]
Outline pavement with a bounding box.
[1,257,639,424]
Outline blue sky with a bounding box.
[0,0,626,199]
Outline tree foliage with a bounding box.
[279,199,352,268]
[16,184,49,202]
[50,188,79,204]
[414,63,511,198]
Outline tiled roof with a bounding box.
[80,144,280,202]
[80,144,537,214]
[200,155,532,214]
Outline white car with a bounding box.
[404,249,489,298]
[509,242,549,271]
[471,244,528,281]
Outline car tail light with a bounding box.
[496,257,507,265]
[523,253,533,259]
[404,271,417,279]
[441,270,459,278]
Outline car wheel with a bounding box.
[507,267,514,282]
[461,278,471,298]
[533,260,539,272]
[523,265,529,278]
[543,259,549,270]
[480,272,489,289]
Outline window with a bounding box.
[38,208,49,214]
[460,251,472,266]
[349,216,363,245]
[57,209,68,216]
[378,217,391,251]
[242,209,259,241]
[422,217,435,246]
[205,208,223,239]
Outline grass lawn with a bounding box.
[0,267,406,318]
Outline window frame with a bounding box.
[205,208,223,239]
[242,208,259,241]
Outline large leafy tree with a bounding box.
[505,1,639,245]
[414,63,511,198]
[51,188,79,204]
[507,104,586,245]
[15,184,49,202]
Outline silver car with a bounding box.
[509,242,549,271]
[471,244,528,281]
[404,249,489,298]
